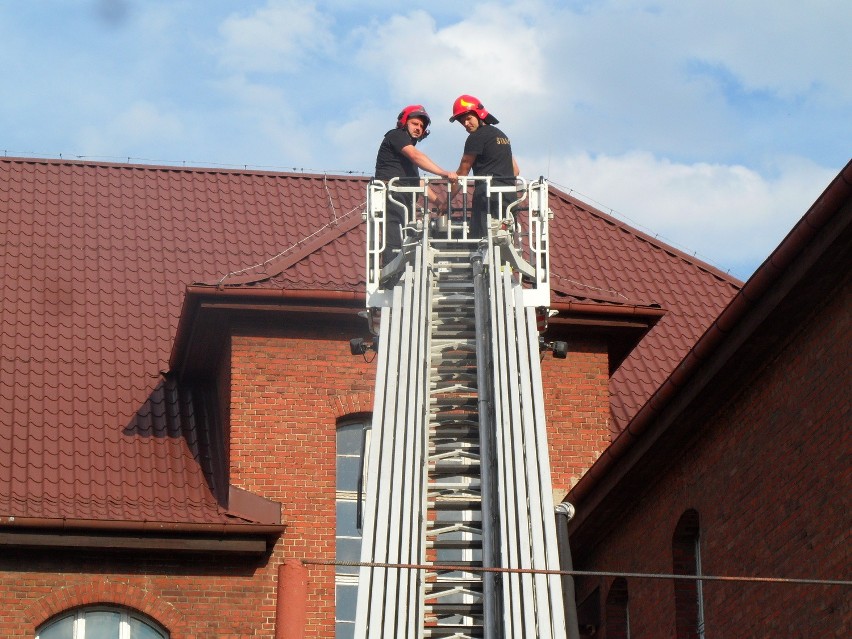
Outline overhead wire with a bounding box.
[302,558,852,588]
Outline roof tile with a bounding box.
[0,157,739,526]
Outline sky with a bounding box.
[1,0,849,280]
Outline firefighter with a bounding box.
[374,104,457,265]
[450,95,519,238]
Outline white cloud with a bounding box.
[2,0,847,280]
[541,151,837,277]
[355,7,547,113]
[217,0,334,74]
[75,102,184,157]
[673,0,852,101]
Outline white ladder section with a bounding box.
[483,239,567,638]
[357,180,565,638]
[425,240,486,638]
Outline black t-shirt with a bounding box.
[464,124,514,187]
[375,128,419,185]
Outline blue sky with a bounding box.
[1,0,849,280]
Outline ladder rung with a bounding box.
[429,461,480,476]
[428,499,481,510]
[427,540,483,550]
[425,603,484,616]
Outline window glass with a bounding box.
[336,417,371,632]
[37,614,73,639]
[336,500,361,537]
[83,611,120,639]
[336,583,358,623]
[336,425,363,455]
[36,608,168,639]
[605,577,630,639]
[672,509,704,639]
[336,537,362,573]
[129,618,167,639]
[336,456,362,492]
[336,621,355,639]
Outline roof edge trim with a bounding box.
[0,515,285,536]
[567,158,852,513]
[170,286,366,372]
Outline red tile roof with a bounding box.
[0,156,740,527]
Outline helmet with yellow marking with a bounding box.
[449,94,499,124]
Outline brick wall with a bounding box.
[229,315,376,638]
[1,311,615,637]
[0,549,278,639]
[573,278,851,636]
[542,335,611,497]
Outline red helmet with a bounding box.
[397,104,431,134]
[449,94,499,125]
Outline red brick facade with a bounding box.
[228,316,376,638]
[0,307,615,637]
[541,335,612,496]
[572,276,851,636]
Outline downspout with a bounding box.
[555,503,581,639]
[275,559,308,639]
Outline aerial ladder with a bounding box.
[354,175,568,638]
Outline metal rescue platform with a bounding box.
[355,175,567,638]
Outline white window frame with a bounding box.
[35,606,168,639]
[335,418,372,636]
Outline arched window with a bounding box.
[605,577,630,638]
[36,607,168,639]
[335,416,371,639]
[672,509,705,639]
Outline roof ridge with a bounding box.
[551,186,743,288]
[0,154,373,181]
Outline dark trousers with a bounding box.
[382,198,405,266]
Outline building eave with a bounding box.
[0,516,285,554]
[565,159,852,556]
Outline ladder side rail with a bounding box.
[523,304,568,635]
[510,290,556,639]
[355,286,403,638]
[472,251,501,639]
[398,243,431,637]
[486,242,525,638]
[414,239,435,639]
[484,239,517,637]
[387,262,420,637]
[355,304,392,638]
[489,241,527,639]
[367,274,413,638]
[394,249,422,637]
[496,265,538,639]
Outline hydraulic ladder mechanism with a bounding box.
[356,176,566,638]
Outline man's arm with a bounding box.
[456,153,476,177]
[401,145,457,181]
[451,154,477,196]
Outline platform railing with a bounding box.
[365,176,551,309]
